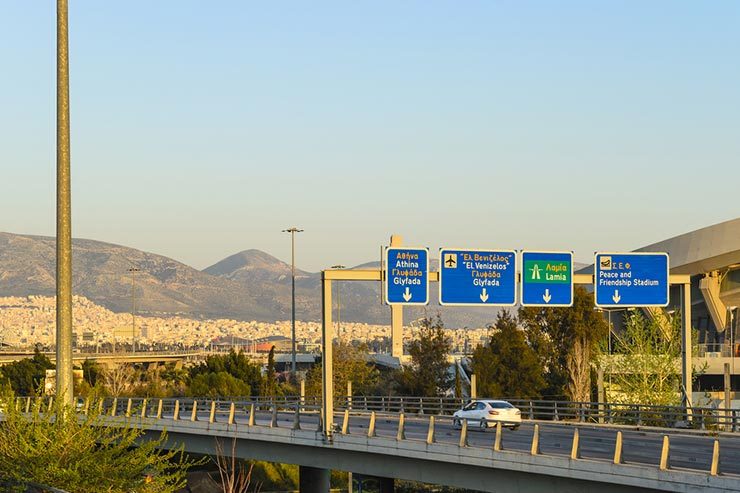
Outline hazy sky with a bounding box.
[1,2,738,272]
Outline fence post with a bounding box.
[494,422,504,451]
[228,402,235,425]
[156,399,163,419]
[270,405,278,427]
[293,405,301,430]
[710,440,720,476]
[209,401,216,424]
[613,431,623,464]
[173,400,180,421]
[530,424,541,455]
[459,420,469,448]
[248,403,255,426]
[553,402,559,421]
[125,398,132,417]
[368,411,377,438]
[570,428,580,459]
[140,398,147,419]
[396,413,406,441]
[426,416,435,444]
[191,400,198,422]
[25,396,31,413]
[528,401,534,419]
[341,409,350,435]
[111,397,118,417]
[659,435,670,470]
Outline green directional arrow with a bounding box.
[524,260,570,284]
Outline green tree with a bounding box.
[80,359,103,387]
[518,286,608,400]
[0,348,54,395]
[605,310,682,406]
[394,316,452,397]
[189,349,262,397]
[187,371,252,398]
[0,389,196,493]
[472,310,545,398]
[306,342,379,397]
[260,346,279,397]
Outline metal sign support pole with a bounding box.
[681,281,693,414]
[321,272,334,437]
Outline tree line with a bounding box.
[1,285,683,406]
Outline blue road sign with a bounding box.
[594,252,669,307]
[520,251,574,307]
[385,247,429,305]
[439,249,517,306]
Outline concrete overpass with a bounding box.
[22,396,736,493]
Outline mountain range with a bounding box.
[0,232,559,327]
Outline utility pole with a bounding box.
[129,267,140,352]
[282,227,303,378]
[56,0,74,408]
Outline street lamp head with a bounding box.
[331,264,346,269]
[282,227,304,233]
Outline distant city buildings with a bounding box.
[0,295,489,354]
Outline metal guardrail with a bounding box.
[11,395,729,479]
[9,394,739,431]
[328,395,740,432]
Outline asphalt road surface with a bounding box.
[166,406,740,476]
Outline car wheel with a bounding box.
[479,419,488,430]
[453,418,461,429]
[511,424,520,431]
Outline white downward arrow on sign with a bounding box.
[612,290,621,303]
[543,289,552,303]
[480,288,489,303]
[403,287,412,302]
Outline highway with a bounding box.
[230,410,740,476]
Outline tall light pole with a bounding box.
[129,267,140,352]
[282,227,303,378]
[331,265,345,339]
[56,0,74,408]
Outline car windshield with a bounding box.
[489,401,514,409]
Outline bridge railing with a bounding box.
[330,395,739,431]
[10,395,730,480]
[11,394,738,432]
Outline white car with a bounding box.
[452,400,521,430]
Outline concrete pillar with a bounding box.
[299,466,330,493]
[378,477,395,493]
[390,235,403,359]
